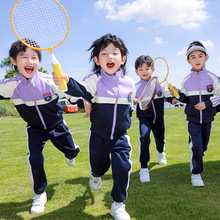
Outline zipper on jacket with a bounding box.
[110,76,119,140]
[152,101,156,124]
[198,72,202,124]
[28,80,47,129]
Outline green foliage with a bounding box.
[0,100,18,116]
[0,109,219,219]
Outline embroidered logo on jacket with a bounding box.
[43,93,52,101]
[206,84,213,93]
[156,90,162,97]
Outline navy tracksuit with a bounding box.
[0,72,80,194]
[180,67,220,174]
[135,79,174,168]
[66,68,135,202]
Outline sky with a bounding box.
[1,0,220,89]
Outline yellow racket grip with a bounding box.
[52,63,67,91]
[51,53,67,91]
[168,83,179,98]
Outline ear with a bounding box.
[10,57,17,66]
[135,69,138,75]
[121,55,126,65]
[94,56,100,66]
[205,54,209,62]
[151,67,155,73]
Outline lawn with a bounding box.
[0,108,220,220]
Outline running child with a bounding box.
[134,55,176,183]
[0,39,80,214]
[171,40,220,187]
[53,33,135,220]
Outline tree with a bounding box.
[0,56,48,78]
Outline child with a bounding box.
[174,41,220,187]
[53,33,135,220]
[0,39,80,213]
[134,55,176,183]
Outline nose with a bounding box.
[108,53,114,59]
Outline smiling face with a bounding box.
[10,47,40,79]
[135,63,154,81]
[94,43,126,75]
[187,50,208,72]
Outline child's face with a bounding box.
[187,50,208,72]
[11,47,40,79]
[135,63,154,81]
[94,43,126,75]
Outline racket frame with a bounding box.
[10,0,70,54]
[138,76,159,110]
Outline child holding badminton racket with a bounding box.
[170,41,220,187]
[53,33,135,220]
[0,39,80,214]
[134,55,176,183]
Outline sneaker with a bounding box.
[191,174,204,187]
[89,175,101,191]
[156,151,167,165]
[110,201,130,220]
[139,168,150,182]
[30,191,47,214]
[65,157,75,166]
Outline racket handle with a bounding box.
[168,83,179,98]
[51,53,67,91]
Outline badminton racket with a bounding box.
[11,0,69,91]
[150,57,179,98]
[138,76,159,110]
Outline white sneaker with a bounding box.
[65,157,75,166]
[89,175,101,191]
[139,168,150,182]
[191,174,204,187]
[30,191,47,214]
[156,151,167,165]
[110,201,130,220]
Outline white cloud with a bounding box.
[95,0,209,29]
[177,40,215,56]
[136,26,145,32]
[154,37,165,45]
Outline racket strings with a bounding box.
[12,0,68,49]
[140,80,157,109]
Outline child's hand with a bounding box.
[133,98,138,105]
[169,86,177,97]
[194,102,206,111]
[53,72,69,86]
[82,98,92,118]
[172,98,178,105]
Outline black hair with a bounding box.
[9,38,42,71]
[135,55,154,70]
[186,40,207,59]
[88,33,128,74]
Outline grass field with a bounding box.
[0,108,220,220]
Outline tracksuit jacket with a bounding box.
[180,67,220,123]
[0,71,73,129]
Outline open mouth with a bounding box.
[25,66,34,74]
[196,64,200,66]
[106,62,115,69]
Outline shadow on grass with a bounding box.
[0,161,219,220]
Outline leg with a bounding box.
[202,122,213,155]
[188,121,203,174]
[152,120,165,153]
[49,120,80,160]
[26,126,48,194]
[138,118,151,168]
[89,132,111,176]
[111,134,132,203]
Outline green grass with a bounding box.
[0,109,220,220]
